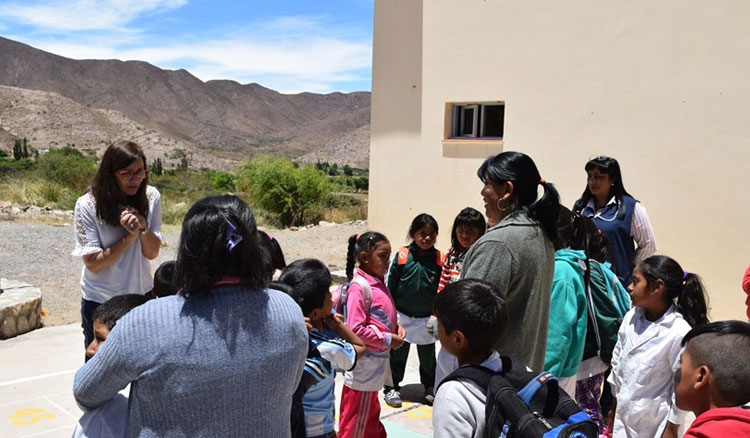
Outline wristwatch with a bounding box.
[139,227,149,235]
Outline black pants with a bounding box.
[386,341,436,391]
[80,298,101,362]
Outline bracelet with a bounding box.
[139,227,148,235]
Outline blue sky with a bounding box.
[0,0,374,93]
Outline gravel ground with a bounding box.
[0,218,366,327]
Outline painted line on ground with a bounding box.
[0,392,70,408]
[44,396,79,421]
[0,369,77,387]
[17,423,76,438]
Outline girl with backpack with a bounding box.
[607,255,709,438]
[384,214,443,407]
[338,232,406,438]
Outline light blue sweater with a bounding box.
[74,287,308,438]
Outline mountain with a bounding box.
[0,36,370,169]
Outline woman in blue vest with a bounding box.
[573,156,656,287]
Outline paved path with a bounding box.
[0,324,434,437]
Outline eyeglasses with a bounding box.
[116,168,149,181]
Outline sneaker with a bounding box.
[384,389,402,408]
[424,387,435,405]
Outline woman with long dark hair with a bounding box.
[74,195,308,437]
[572,155,656,286]
[461,151,560,371]
[72,140,162,356]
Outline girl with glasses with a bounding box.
[72,140,162,359]
[573,156,656,288]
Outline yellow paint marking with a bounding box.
[10,408,55,426]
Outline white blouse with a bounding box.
[72,186,162,303]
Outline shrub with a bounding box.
[237,155,332,227]
[210,171,236,191]
[36,147,96,192]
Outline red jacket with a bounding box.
[684,407,750,438]
[743,265,750,319]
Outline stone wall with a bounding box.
[0,279,43,339]
[0,201,73,220]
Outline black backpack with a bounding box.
[438,356,598,438]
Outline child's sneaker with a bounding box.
[423,387,435,405]
[384,389,402,408]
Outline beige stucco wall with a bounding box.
[370,0,750,320]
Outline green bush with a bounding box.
[36,147,96,192]
[237,155,332,227]
[211,171,236,191]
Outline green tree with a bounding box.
[36,147,96,192]
[150,158,163,176]
[12,139,22,160]
[237,155,332,226]
[211,171,236,191]
[354,176,369,192]
[343,164,353,176]
[22,138,29,159]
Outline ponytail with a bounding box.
[528,181,561,243]
[678,273,709,328]
[345,234,358,281]
[345,231,389,280]
[638,255,709,327]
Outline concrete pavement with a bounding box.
[0,324,433,437]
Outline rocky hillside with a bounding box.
[0,36,370,169]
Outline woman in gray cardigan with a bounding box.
[461,152,559,372]
[74,195,308,438]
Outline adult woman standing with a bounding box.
[74,195,308,437]
[72,140,162,354]
[461,151,560,371]
[572,156,656,287]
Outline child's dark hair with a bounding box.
[407,213,439,240]
[173,195,269,296]
[681,320,750,406]
[573,156,633,220]
[637,255,709,327]
[258,230,286,275]
[93,294,149,331]
[433,279,509,354]
[278,258,332,316]
[153,260,176,297]
[477,151,560,241]
[555,205,599,295]
[450,207,486,250]
[345,231,389,280]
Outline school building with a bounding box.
[368,0,750,320]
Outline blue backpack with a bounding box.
[438,356,598,438]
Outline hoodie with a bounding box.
[543,248,589,379]
[684,407,750,438]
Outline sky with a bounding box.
[0,0,374,93]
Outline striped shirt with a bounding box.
[303,329,357,437]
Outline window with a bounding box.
[448,102,504,139]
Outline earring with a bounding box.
[496,199,508,212]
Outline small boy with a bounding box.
[76,294,149,438]
[432,278,509,438]
[674,320,750,437]
[277,258,366,438]
[152,260,176,298]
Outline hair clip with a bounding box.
[225,219,243,252]
[682,271,689,281]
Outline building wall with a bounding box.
[370,0,750,320]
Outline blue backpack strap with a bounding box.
[516,372,557,405]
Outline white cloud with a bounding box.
[0,0,187,31]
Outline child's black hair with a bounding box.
[432,279,509,354]
[638,255,709,327]
[477,151,560,242]
[258,230,287,275]
[345,231,389,280]
[407,213,439,240]
[92,294,149,331]
[173,195,269,296]
[153,260,176,298]
[278,258,332,316]
[450,207,486,250]
[681,320,750,406]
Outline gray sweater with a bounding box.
[74,287,308,438]
[461,211,554,371]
